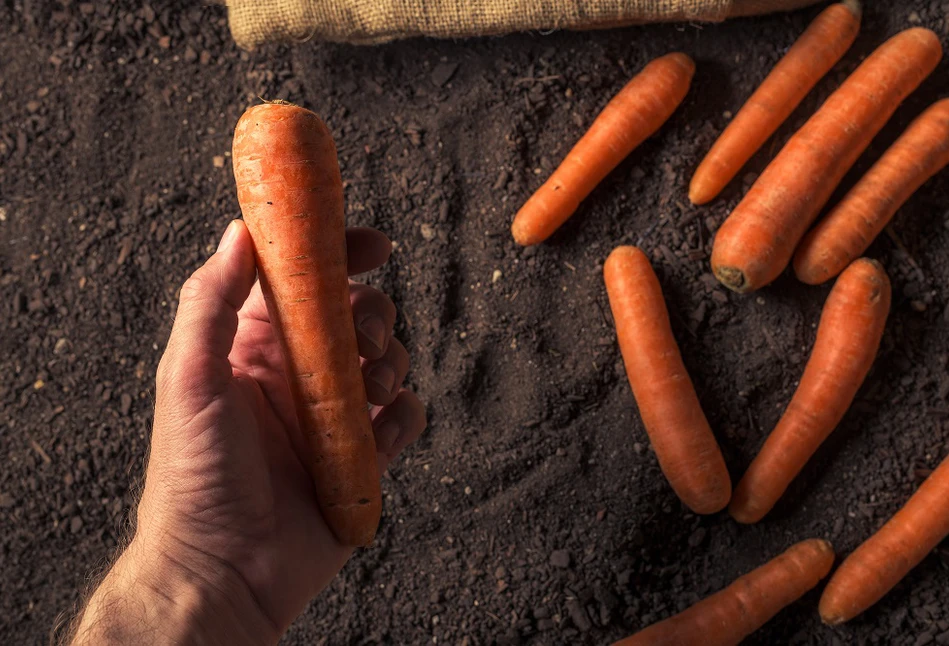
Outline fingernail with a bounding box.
[358,315,387,353]
[368,364,396,395]
[217,220,239,252]
[375,420,401,452]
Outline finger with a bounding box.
[159,220,257,397]
[350,283,397,360]
[362,338,409,406]
[372,390,427,473]
[346,227,391,276]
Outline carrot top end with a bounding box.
[713,265,749,293]
[840,0,862,18]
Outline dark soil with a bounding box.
[2,1,949,644]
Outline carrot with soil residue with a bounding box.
[819,453,949,625]
[794,98,949,284]
[511,53,694,246]
[729,259,890,524]
[711,27,941,293]
[232,101,381,546]
[690,1,861,205]
[604,246,731,514]
[615,539,835,646]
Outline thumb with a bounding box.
[158,220,257,399]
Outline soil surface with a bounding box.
[2,1,949,644]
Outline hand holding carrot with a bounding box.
[71,220,427,643]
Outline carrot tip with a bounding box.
[819,611,845,626]
[713,265,748,293]
[841,0,862,17]
[687,181,714,206]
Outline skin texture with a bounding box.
[71,221,426,644]
[795,98,949,284]
[729,259,891,524]
[511,53,694,246]
[615,539,835,646]
[233,102,381,546]
[711,28,942,293]
[819,453,949,625]
[603,246,731,514]
[689,1,861,205]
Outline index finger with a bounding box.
[346,227,392,276]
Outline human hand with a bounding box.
[71,220,426,645]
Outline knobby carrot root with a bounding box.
[729,259,890,524]
[511,53,694,246]
[819,453,949,625]
[711,27,941,293]
[690,1,861,205]
[615,539,835,646]
[794,98,949,284]
[604,246,731,514]
[232,103,381,546]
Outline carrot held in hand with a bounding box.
[615,539,835,646]
[232,102,381,546]
[711,28,941,293]
[690,1,861,205]
[512,53,694,246]
[729,259,890,524]
[819,453,949,624]
[795,98,949,284]
[604,246,731,514]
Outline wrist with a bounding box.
[72,533,278,645]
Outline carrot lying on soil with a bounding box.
[819,452,949,625]
[233,101,381,547]
[603,246,731,514]
[729,259,890,524]
[711,27,941,293]
[615,539,835,646]
[511,53,694,246]
[689,1,861,205]
[794,98,949,284]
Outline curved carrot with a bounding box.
[232,102,381,546]
[615,539,835,646]
[512,53,694,246]
[795,98,949,284]
[604,246,731,514]
[729,259,890,524]
[711,28,941,293]
[690,1,861,205]
[819,453,949,625]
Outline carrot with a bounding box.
[604,246,731,514]
[794,98,949,284]
[711,28,941,293]
[819,453,949,625]
[615,539,835,646]
[689,1,861,205]
[232,102,381,547]
[511,53,694,246]
[729,259,890,524]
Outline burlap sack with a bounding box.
[226,0,822,49]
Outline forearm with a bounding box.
[71,536,277,646]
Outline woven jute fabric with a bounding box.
[226,0,822,48]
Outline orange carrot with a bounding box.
[604,246,731,514]
[511,53,694,246]
[795,98,949,284]
[711,28,941,293]
[615,539,835,646]
[729,259,890,524]
[690,1,861,205]
[819,453,949,625]
[232,102,381,546]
